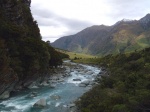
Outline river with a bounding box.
[0,61,100,112]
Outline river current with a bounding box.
[0,61,100,112]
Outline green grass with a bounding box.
[55,48,96,59]
[73,58,100,64]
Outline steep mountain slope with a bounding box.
[52,14,150,55]
[0,0,68,99]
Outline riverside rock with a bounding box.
[34,98,47,107]
[79,83,87,87]
[50,95,61,100]
[81,80,91,85]
[40,81,49,86]
[0,91,10,100]
[73,79,81,81]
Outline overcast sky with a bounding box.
[31,0,150,42]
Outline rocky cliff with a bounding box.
[0,0,68,99]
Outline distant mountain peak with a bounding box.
[140,13,150,29]
[113,18,134,26]
[52,13,150,55]
[122,18,132,22]
[140,13,150,21]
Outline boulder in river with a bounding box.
[28,82,39,89]
[73,79,81,81]
[40,81,49,86]
[86,71,93,75]
[0,91,10,99]
[33,98,47,107]
[28,92,38,98]
[78,83,87,87]
[67,103,76,108]
[49,84,56,88]
[50,95,61,100]
[81,80,91,85]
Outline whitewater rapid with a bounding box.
[0,61,100,112]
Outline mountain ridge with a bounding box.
[52,14,150,55]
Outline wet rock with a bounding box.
[28,82,39,89]
[49,84,56,88]
[67,103,76,108]
[87,85,92,88]
[81,80,91,85]
[49,80,57,83]
[58,79,64,82]
[34,98,47,107]
[50,95,61,100]
[0,91,10,100]
[78,83,86,87]
[40,81,49,86]
[86,71,93,75]
[51,76,59,80]
[28,92,38,98]
[73,79,81,81]
[31,86,39,89]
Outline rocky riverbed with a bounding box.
[0,60,101,112]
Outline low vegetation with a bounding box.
[56,48,95,60]
[76,48,150,112]
[0,0,69,88]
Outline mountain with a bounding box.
[0,0,68,99]
[52,14,150,55]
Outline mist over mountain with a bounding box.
[52,14,150,55]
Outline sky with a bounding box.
[31,0,150,42]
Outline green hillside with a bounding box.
[77,47,150,112]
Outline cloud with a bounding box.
[31,0,150,42]
[104,0,150,20]
[31,6,93,41]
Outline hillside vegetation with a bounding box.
[0,0,68,97]
[77,47,150,112]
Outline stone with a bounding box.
[86,71,93,75]
[40,81,49,86]
[67,103,76,108]
[58,79,64,82]
[0,91,10,100]
[78,83,86,87]
[51,77,59,80]
[49,84,56,88]
[50,95,61,100]
[31,86,39,89]
[28,82,39,89]
[34,98,47,107]
[81,80,90,85]
[73,79,81,81]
